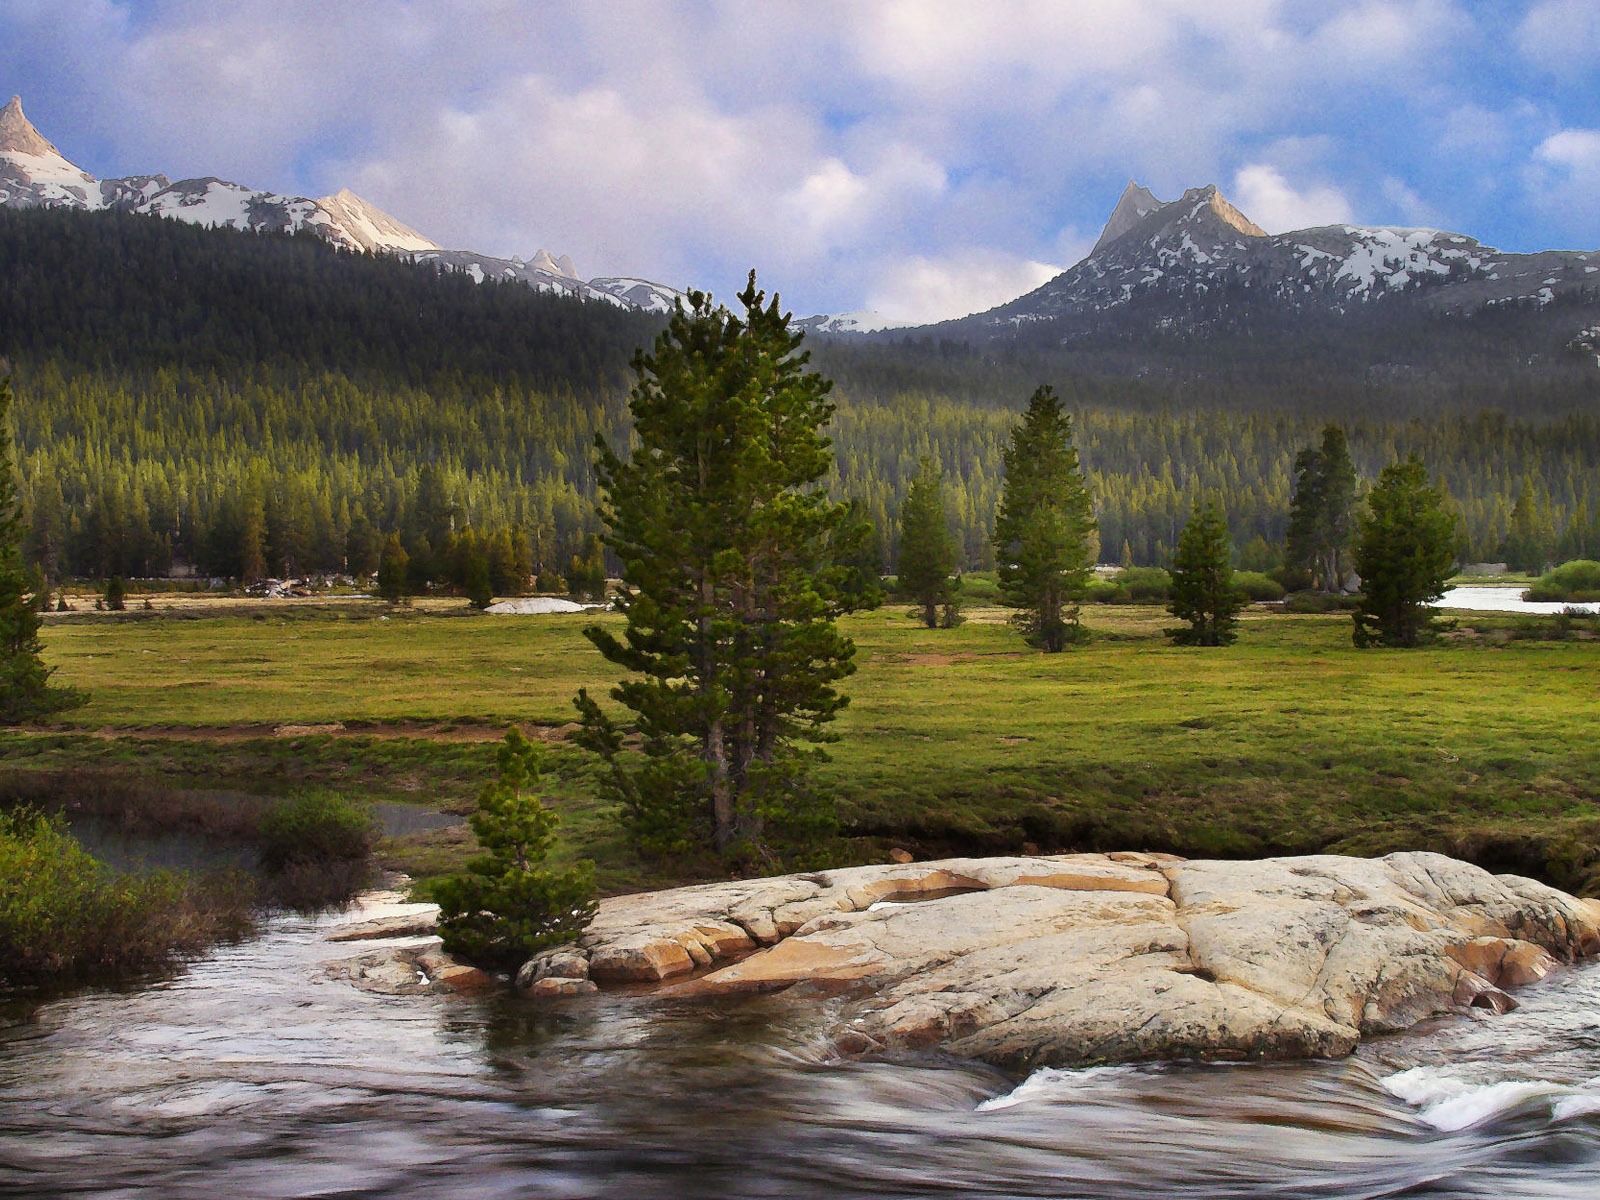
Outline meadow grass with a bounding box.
[24,598,1600,893]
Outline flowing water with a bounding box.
[5,894,1600,1199]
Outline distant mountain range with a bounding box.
[892,181,1600,382]
[0,94,683,316]
[6,91,1598,383]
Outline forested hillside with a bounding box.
[3,206,1597,585]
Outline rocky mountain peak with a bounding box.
[0,95,63,158]
[1189,184,1268,240]
[529,248,579,280]
[1090,180,1166,256]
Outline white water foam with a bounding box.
[977,1065,1139,1112]
[1383,1066,1600,1131]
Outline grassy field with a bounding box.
[11,597,1600,894]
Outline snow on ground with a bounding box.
[484,598,602,614]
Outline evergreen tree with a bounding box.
[0,374,85,723]
[1501,475,1556,573]
[897,457,959,628]
[103,576,126,611]
[565,534,607,602]
[1166,500,1245,646]
[992,385,1097,652]
[434,728,596,969]
[1285,424,1358,592]
[574,274,858,862]
[1352,456,1458,647]
[464,550,494,610]
[375,533,409,604]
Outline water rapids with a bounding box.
[4,895,1600,1199]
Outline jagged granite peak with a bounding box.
[315,187,440,254]
[0,95,59,157]
[1090,180,1167,257]
[529,248,579,280]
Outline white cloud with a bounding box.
[1232,164,1353,232]
[1525,129,1600,245]
[1517,0,1600,75]
[863,251,1061,326]
[4,0,1591,315]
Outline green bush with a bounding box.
[0,808,254,987]
[1284,590,1362,613]
[1525,560,1600,603]
[1234,571,1287,602]
[1087,567,1171,604]
[956,572,1000,602]
[257,792,377,872]
[434,728,595,970]
[1117,566,1172,602]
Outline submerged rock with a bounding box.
[516,852,1600,1070]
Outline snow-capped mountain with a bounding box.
[0,95,683,314]
[968,180,1598,339]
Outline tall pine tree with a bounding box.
[1352,456,1458,647]
[897,457,959,628]
[575,274,860,863]
[1166,500,1245,646]
[0,373,85,723]
[992,385,1097,652]
[1286,424,1359,592]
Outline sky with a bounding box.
[4,0,1599,325]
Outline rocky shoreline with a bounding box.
[324,852,1600,1071]
[516,851,1600,1070]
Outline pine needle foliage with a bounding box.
[434,728,596,970]
[992,385,1097,652]
[1166,500,1245,646]
[0,373,84,724]
[897,456,960,628]
[1352,456,1459,647]
[1286,424,1359,592]
[575,273,860,865]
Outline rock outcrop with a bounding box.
[516,852,1600,1070]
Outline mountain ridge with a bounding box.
[0,95,684,316]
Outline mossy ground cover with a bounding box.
[21,598,1600,894]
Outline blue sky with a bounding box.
[4,0,1598,323]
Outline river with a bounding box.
[1434,586,1599,615]
[4,893,1600,1198]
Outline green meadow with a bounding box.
[12,599,1600,894]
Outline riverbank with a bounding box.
[16,599,1600,895]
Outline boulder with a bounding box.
[517,851,1600,1069]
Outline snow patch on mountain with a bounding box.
[0,94,677,318]
[315,188,439,253]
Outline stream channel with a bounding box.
[5,883,1600,1198]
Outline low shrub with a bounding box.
[1234,571,1287,602]
[956,572,1000,602]
[1087,567,1172,604]
[257,792,377,872]
[1284,591,1362,613]
[0,808,254,988]
[1525,560,1600,603]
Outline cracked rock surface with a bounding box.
[517,851,1600,1069]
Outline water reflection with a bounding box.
[5,900,1600,1198]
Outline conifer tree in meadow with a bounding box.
[0,373,85,724]
[574,274,862,864]
[992,385,1097,652]
[1286,424,1358,592]
[897,457,960,629]
[1352,456,1458,648]
[1166,500,1245,646]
